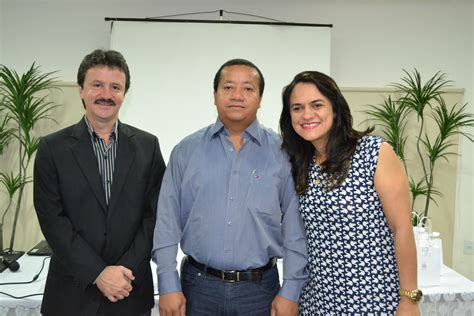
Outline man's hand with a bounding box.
[158,291,186,316]
[271,295,298,316]
[96,265,135,302]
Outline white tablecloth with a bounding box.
[0,255,160,316]
[1,255,473,315]
[420,264,474,315]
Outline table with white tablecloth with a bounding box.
[420,264,473,315]
[1,254,473,315]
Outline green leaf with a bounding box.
[0,114,14,155]
[364,96,410,161]
[0,172,22,199]
[392,69,451,118]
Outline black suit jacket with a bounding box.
[33,118,165,316]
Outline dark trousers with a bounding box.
[96,305,151,316]
[97,313,150,316]
[181,259,280,316]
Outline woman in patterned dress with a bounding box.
[279,71,419,315]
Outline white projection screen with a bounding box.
[110,20,331,161]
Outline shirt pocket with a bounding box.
[246,172,281,221]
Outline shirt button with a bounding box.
[103,155,108,159]
[227,221,232,226]
[229,148,234,152]
[229,196,235,201]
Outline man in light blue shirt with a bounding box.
[152,59,308,316]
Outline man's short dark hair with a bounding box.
[77,49,131,93]
[213,58,265,97]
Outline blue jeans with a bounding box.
[181,259,280,316]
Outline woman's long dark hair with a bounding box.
[279,71,373,194]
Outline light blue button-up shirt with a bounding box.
[152,119,308,302]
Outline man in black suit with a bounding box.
[33,49,166,316]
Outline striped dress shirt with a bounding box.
[84,116,118,205]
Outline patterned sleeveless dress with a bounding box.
[298,135,400,315]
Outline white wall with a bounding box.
[1,0,473,279]
[453,1,474,280]
[0,0,3,63]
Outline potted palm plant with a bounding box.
[0,63,59,257]
[0,106,15,255]
[365,69,474,220]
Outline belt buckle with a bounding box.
[221,270,239,282]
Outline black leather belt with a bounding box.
[185,256,277,282]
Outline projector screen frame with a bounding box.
[105,17,332,29]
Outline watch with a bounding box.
[399,288,423,303]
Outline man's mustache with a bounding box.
[94,98,116,106]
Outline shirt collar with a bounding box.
[83,115,118,141]
[210,118,262,146]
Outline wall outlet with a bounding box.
[463,240,474,255]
